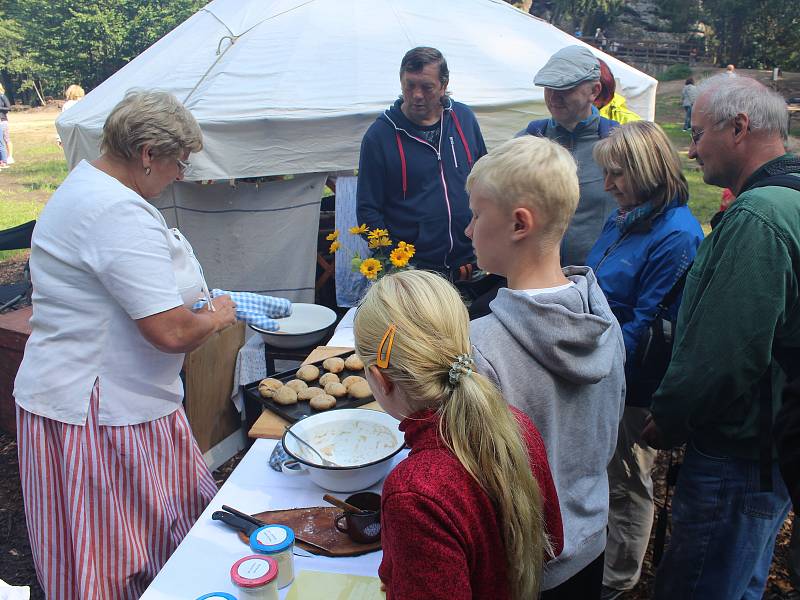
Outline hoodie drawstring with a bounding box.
[450,109,473,168]
[395,131,407,200]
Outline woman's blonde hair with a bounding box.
[354,270,551,599]
[466,136,579,246]
[65,84,85,101]
[101,90,202,161]
[593,120,688,208]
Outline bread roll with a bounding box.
[319,372,340,386]
[344,354,365,371]
[274,386,298,405]
[349,380,372,399]
[258,378,283,399]
[324,382,348,398]
[310,394,336,410]
[296,365,320,382]
[285,379,308,392]
[341,375,366,390]
[322,357,345,374]
[298,387,324,401]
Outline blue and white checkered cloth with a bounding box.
[194,289,292,331]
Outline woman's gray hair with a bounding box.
[101,90,202,160]
[697,74,788,140]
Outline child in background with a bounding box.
[354,269,563,600]
[467,136,626,599]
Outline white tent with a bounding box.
[57,0,657,297]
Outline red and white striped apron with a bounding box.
[16,380,218,599]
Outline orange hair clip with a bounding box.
[376,324,397,369]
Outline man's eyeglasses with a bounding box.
[689,118,728,145]
[176,158,191,174]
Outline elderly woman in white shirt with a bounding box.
[14,90,237,599]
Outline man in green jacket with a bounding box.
[642,74,800,599]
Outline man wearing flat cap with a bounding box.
[520,45,619,268]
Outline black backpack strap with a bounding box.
[654,264,692,318]
[597,116,620,139]
[745,174,800,193]
[747,172,800,491]
[525,119,548,137]
[760,366,774,491]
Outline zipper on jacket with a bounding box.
[385,109,455,268]
[449,137,459,168]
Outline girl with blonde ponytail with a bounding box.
[354,270,563,600]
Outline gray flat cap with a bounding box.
[534,45,601,89]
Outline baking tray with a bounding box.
[243,351,375,423]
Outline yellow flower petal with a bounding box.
[377,236,392,247]
[368,228,389,240]
[349,223,369,235]
[390,247,410,268]
[329,240,341,253]
[360,258,383,280]
[326,230,339,241]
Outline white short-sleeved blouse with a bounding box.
[14,160,204,426]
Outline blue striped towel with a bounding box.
[194,289,292,331]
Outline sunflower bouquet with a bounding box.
[327,224,415,281]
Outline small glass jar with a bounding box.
[196,594,237,600]
[230,555,279,600]
[251,524,295,589]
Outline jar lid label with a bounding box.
[231,555,278,587]
[256,526,288,546]
[252,524,295,552]
[238,557,271,579]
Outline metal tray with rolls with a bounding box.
[242,351,375,423]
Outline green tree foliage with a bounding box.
[702,0,800,70]
[0,0,207,104]
[662,0,800,70]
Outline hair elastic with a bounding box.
[449,354,475,385]
[376,324,396,369]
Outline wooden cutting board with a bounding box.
[236,507,381,557]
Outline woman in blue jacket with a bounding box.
[586,121,703,599]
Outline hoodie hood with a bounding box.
[487,266,620,384]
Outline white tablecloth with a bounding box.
[327,307,356,348]
[141,438,405,599]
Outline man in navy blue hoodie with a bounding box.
[356,47,487,277]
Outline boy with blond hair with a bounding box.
[467,136,625,599]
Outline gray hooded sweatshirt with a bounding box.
[470,266,625,590]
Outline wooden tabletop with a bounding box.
[247,345,382,439]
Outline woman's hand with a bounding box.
[207,294,237,332]
[137,296,237,354]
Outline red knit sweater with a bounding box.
[378,407,563,600]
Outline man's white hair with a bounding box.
[697,74,788,140]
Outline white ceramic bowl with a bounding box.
[282,409,404,492]
[250,303,337,349]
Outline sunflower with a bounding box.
[325,230,339,242]
[329,240,341,253]
[390,247,411,268]
[397,241,416,257]
[368,235,393,249]
[367,228,389,240]
[349,223,369,235]
[360,258,383,280]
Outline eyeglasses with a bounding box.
[176,158,191,174]
[689,118,728,145]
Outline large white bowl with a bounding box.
[282,409,404,492]
[250,303,337,349]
